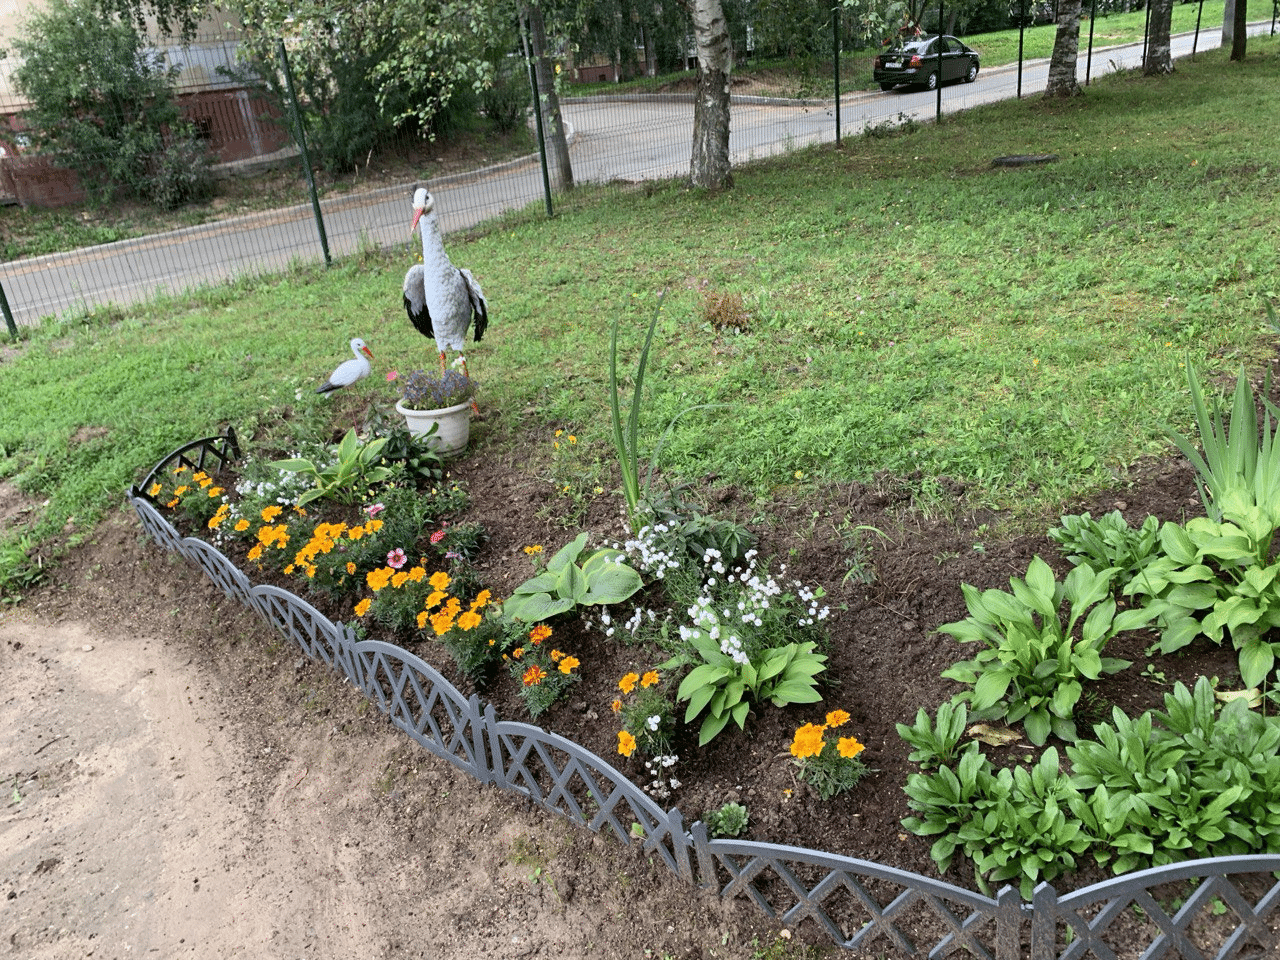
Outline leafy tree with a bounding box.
[11,0,212,206]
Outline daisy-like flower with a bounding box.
[618,672,639,694]
[386,548,407,569]
[558,656,580,675]
[617,730,637,758]
[826,709,851,728]
[640,670,660,688]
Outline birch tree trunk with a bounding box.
[1221,0,1236,48]
[523,3,574,192]
[1144,0,1174,74]
[687,0,733,190]
[1044,0,1083,97]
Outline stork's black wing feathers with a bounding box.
[403,294,434,339]
[459,267,489,343]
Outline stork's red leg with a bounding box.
[460,354,479,415]
[438,350,447,374]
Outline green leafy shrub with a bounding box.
[704,802,750,839]
[940,556,1155,744]
[901,743,995,874]
[270,429,392,506]
[895,700,968,769]
[1125,508,1280,688]
[144,124,215,209]
[1047,510,1161,583]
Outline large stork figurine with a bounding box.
[402,186,489,381]
[316,337,373,394]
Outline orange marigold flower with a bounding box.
[790,723,828,760]
[640,670,660,688]
[617,731,637,758]
[837,736,865,760]
[610,699,622,714]
[261,505,282,522]
[365,518,383,532]
[354,598,372,617]
[523,544,543,556]
[234,518,250,532]
[416,611,429,630]
[366,567,393,592]
[247,544,264,562]
[530,624,552,645]
[826,709,851,728]
[348,525,366,541]
[207,486,224,498]
[147,482,163,497]
[173,485,189,498]
[430,611,456,636]
[407,566,426,583]
[424,590,447,610]
[511,647,524,659]
[457,610,482,631]
[550,649,564,662]
[522,664,547,686]
[429,570,451,591]
[618,672,639,694]
[558,656,580,675]
[391,571,409,589]
[471,589,492,609]
[346,561,357,575]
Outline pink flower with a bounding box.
[364,503,385,518]
[386,370,399,382]
[430,530,446,544]
[386,548,407,569]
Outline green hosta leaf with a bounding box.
[1023,709,1051,746]
[579,559,643,605]
[1237,639,1277,689]
[767,678,823,706]
[546,532,588,574]
[972,668,1013,709]
[502,592,575,623]
[698,709,732,746]
[1158,522,1200,566]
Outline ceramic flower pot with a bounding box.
[395,399,471,455]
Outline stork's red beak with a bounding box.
[409,207,424,237]
[361,345,374,359]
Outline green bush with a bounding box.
[12,0,183,203]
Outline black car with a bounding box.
[873,35,980,91]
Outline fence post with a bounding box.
[276,38,332,267]
[994,886,1023,960]
[519,14,554,219]
[1030,882,1059,960]
[689,820,719,890]
[832,4,841,146]
[0,279,16,341]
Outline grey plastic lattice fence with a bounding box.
[126,432,1280,960]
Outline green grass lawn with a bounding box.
[1,37,1278,592]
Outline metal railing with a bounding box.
[127,430,1280,959]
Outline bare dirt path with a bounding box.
[0,512,778,960]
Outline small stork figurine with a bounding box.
[316,337,373,394]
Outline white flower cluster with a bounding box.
[591,603,663,641]
[643,754,681,799]
[621,522,683,579]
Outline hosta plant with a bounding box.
[1047,510,1161,584]
[939,556,1155,745]
[1125,506,1280,688]
[895,700,968,770]
[502,532,644,623]
[270,429,392,506]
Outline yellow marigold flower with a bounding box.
[366,567,393,592]
[391,571,409,589]
[407,566,426,583]
[429,570,451,591]
[354,598,372,617]
[346,561,356,575]
[530,624,552,645]
[617,731,637,758]
[208,513,225,530]
[207,486,224,498]
[303,564,317,579]
[348,525,366,540]
[431,611,456,636]
[192,471,208,483]
[558,656,580,675]
[416,611,429,629]
[522,664,547,686]
[511,646,524,660]
[610,699,622,714]
[471,589,492,609]
[173,485,189,497]
[523,544,543,556]
[826,709,851,728]
[247,544,264,562]
[172,464,189,474]
[640,670,660,688]
[550,649,564,662]
[234,518,250,532]
[443,596,462,616]
[790,723,827,760]
[457,610,482,631]
[147,482,163,497]
[284,564,295,575]
[261,505,282,522]
[618,672,639,694]
[366,518,383,532]
[568,435,576,444]
[837,737,865,760]
[166,498,180,508]
[424,590,447,610]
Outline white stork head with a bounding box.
[409,187,435,237]
[351,337,373,360]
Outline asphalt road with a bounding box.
[0,22,1271,330]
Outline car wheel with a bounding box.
[966,63,978,83]
[923,72,938,91]
[879,82,894,91]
